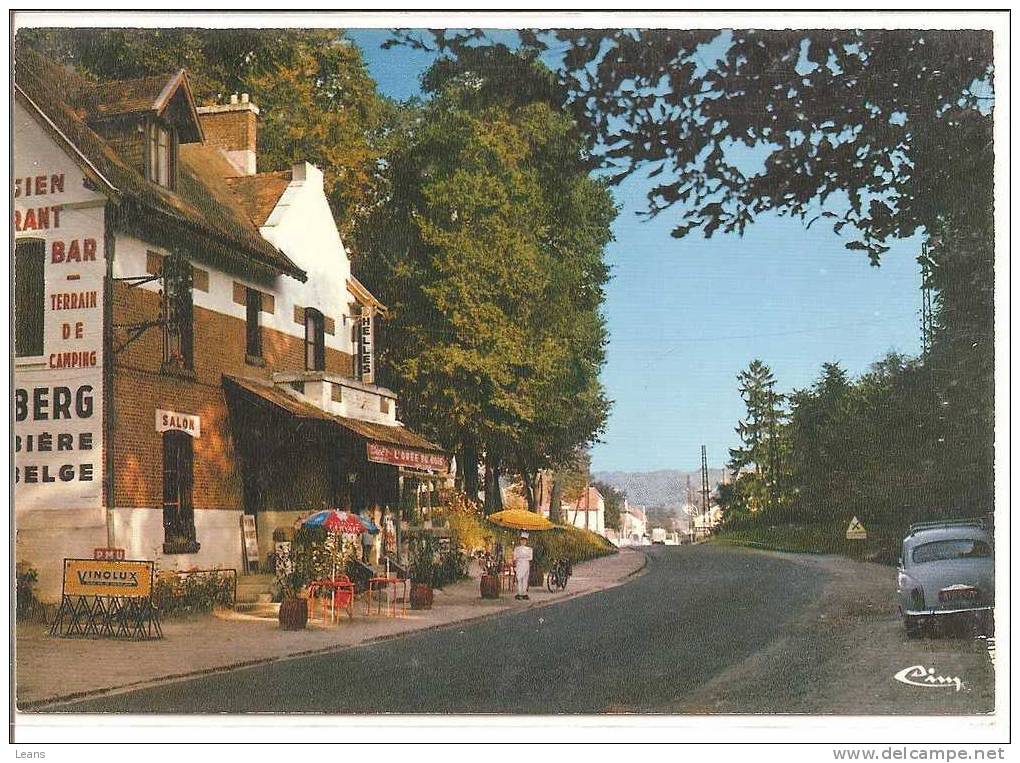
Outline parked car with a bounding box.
[896,519,994,638]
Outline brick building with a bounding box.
[14,52,446,601]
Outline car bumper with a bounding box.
[904,605,994,617]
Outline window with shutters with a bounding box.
[305,307,325,371]
[245,287,262,360]
[15,239,45,358]
[163,430,199,553]
[161,253,194,372]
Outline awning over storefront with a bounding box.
[223,375,449,472]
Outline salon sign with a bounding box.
[156,409,201,438]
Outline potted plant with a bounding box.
[478,551,501,599]
[408,533,438,609]
[274,537,310,630]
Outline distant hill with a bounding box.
[592,468,727,509]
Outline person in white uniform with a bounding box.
[513,532,533,600]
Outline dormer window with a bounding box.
[146,119,177,189]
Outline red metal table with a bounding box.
[366,576,408,617]
[308,576,355,623]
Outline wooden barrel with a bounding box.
[278,597,308,630]
[480,574,501,599]
[410,583,434,610]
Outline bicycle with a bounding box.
[546,558,572,592]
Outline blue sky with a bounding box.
[348,29,924,473]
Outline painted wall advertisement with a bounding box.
[14,101,106,512]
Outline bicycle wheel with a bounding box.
[546,571,556,593]
[559,570,568,591]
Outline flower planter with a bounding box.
[410,583,433,610]
[480,574,501,599]
[278,596,308,630]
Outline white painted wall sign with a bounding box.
[14,99,106,513]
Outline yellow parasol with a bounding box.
[486,509,556,531]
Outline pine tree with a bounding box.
[728,359,788,515]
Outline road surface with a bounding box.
[57,545,993,714]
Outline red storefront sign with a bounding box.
[366,442,448,472]
[93,547,126,561]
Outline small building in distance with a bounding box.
[619,500,648,545]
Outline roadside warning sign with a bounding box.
[846,516,868,540]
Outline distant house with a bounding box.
[620,500,647,544]
[560,486,605,535]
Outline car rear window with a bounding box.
[912,539,992,564]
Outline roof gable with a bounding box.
[92,70,204,143]
[225,171,293,227]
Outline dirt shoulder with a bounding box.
[673,548,995,715]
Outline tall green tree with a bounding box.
[593,481,625,531]
[18,28,392,243]
[356,57,615,513]
[727,359,789,515]
[787,362,853,518]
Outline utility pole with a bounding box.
[920,235,947,514]
[701,445,710,533]
[766,379,779,515]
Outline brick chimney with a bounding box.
[196,93,259,176]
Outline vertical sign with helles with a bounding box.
[358,314,374,385]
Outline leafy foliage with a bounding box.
[16,565,39,621]
[152,569,235,617]
[356,51,615,505]
[388,31,995,523]
[721,344,991,550]
[593,480,625,530]
[392,28,993,263]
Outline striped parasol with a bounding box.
[298,510,368,535]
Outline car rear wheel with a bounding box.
[904,615,924,639]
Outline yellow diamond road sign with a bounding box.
[846,516,867,541]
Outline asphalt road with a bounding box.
[60,545,830,713]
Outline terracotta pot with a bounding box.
[480,574,501,599]
[278,597,308,630]
[410,583,433,610]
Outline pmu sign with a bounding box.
[62,559,154,598]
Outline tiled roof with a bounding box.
[225,171,293,227]
[14,50,305,281]
[566,486,604,511]
[93,73,177,117]
[223,375,445,455]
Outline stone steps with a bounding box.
[235,574,275,604]
[232,600,280,618]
